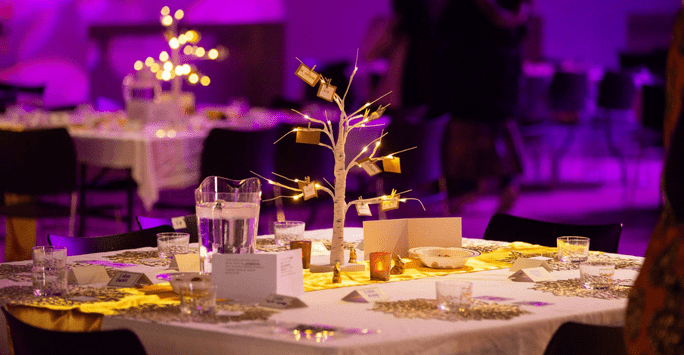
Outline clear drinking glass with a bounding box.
[273,221,305,246]
[195,176,261,274]
[557,236,590,263]
[157,232,190,259]
[579,262,615,290]
[436,280,473,312]
[176,275,217,318]
[32,246,68,297]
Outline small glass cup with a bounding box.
[436,280,473,312]
[289,240,312,269]
[557,236,590,263]
[157,232,190,259]
[273,221,305,247]
[32,246,68,297]
[579,261,615,290]
[176,275,216,318]
[369,252,392,281]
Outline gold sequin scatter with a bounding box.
[499,252,642,272]
[372,299,530,321]
[104,251,170,267]
[0,264,33,282]
[531,278,632,299]
[111,302,278,324]
[0,286,130,307]
[462,241,508,254]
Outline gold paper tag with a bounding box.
[317,82,337,102]
[358,157,382,176]
[382,157,401,173]
[295,63,321,87]
[298,180,318,200]
[295,129,321,144]
[356,202,372,216]
[380,197,400,211]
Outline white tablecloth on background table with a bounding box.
[70,128,205,211]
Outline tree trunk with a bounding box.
[330,135,347,264]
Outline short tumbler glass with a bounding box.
[436,280,473,312]
[32,246,68,297]
[157,232,190,259]
[177,276,216,318]
[557,236,590,263]
[273,221,305,247]
[579,262,615,290]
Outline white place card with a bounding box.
[509,258,553,272]
[298,181,318,200]
[342,287,389,303]
[295,63,320,87]
[509,267,554,282]
[363,217,462,257]
[68,265,110,285]
[107,271,153,288]
[358,158,382,176]
[212,249,304,302]
[259,294,307,309]
[356,202,372,216]
[170,254,200,272]
[171,216,187,230]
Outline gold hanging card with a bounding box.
[317,82,337,102]
[295,63,321,87]
[380,197,400,212]
[295,129,321,145]
[356,202,372,216]
[358,157,382,176]
[382,157,401,173]
[298,181,318,200]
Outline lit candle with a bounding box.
[369,252,392,281]
[289,240,312,269]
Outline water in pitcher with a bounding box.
[197,200,260,274]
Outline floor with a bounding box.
[0,122,664,261]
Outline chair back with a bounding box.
[483,213,623,253]
[548,71,588,112]
[597,71,636,111]
[136,215,198,243]
[2,305,147,355]
[200,127,279,182]
[0,127,77,195]
[543,321,627,355]
[47,225,175,256]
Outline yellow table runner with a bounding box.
[7,242,555,332]
[304,242,555,291]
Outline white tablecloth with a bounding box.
[70,128,205,211]
[0,228,639,355]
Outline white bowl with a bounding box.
[157,272,206,293]
[412,247,480,269]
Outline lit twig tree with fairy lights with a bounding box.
[255,54,423,272]
[132,6,226,98]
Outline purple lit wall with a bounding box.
[0,0,680,107]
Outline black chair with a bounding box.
[273,123,335,225]
[543,321,628,355]
[136,214,198,243]
[201,126,280,233]
[483,213,623,253]
[594,71,637,186]
[47,225,174,256]
[2,305,147,355]
[0,128,79,259]
[547,71,589,183]
[376,113,451,218]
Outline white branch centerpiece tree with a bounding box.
[255,55,423,273]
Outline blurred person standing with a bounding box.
[430,0,531,213]
[360,0,434,119]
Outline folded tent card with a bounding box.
[363,217,462,258]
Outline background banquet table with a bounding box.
[0,228,640,355]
